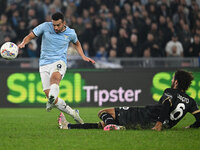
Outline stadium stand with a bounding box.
[0,0,200,61]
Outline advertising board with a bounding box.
[0,68,199,107]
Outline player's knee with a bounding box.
[98,109,108,118]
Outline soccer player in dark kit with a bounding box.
[58,70,200,131]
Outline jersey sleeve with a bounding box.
[70,29,78,43]
[189,100,200,114]
[189,100,200,128]
[189,112,200,128]
[159,88,173,106]
[32,22,47,37]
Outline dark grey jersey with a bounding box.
[114,88,200,129]
[159,88,200,128]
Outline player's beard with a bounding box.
[55,28,61,33]
[55,26,65,33]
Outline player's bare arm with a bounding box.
[74,41,96,64]
[18,32,36,48]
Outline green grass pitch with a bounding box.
[0,107,200,150]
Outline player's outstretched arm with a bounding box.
[18,32,36,48]
[74,41,96,64]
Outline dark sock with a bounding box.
[69,123,101,129]
[99,112,116,125]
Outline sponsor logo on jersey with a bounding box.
[64,35,68,39]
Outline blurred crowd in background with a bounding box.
[0,0,200,59]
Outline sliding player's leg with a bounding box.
[58,112,102,129]
[57,109,125,130]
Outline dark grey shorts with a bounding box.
[115,106,160,129]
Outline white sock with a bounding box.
[55,98,75,117]
[49,84,59,102]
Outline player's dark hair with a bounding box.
[174,70,194,92]
[52,12,64,21]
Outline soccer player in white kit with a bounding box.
[18,12,95,124]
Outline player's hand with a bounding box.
[152,121,162,131]
[82,56,96,64]
[18,42,25,48]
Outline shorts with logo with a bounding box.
[39,60,67,91]
[115,105,161,129]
